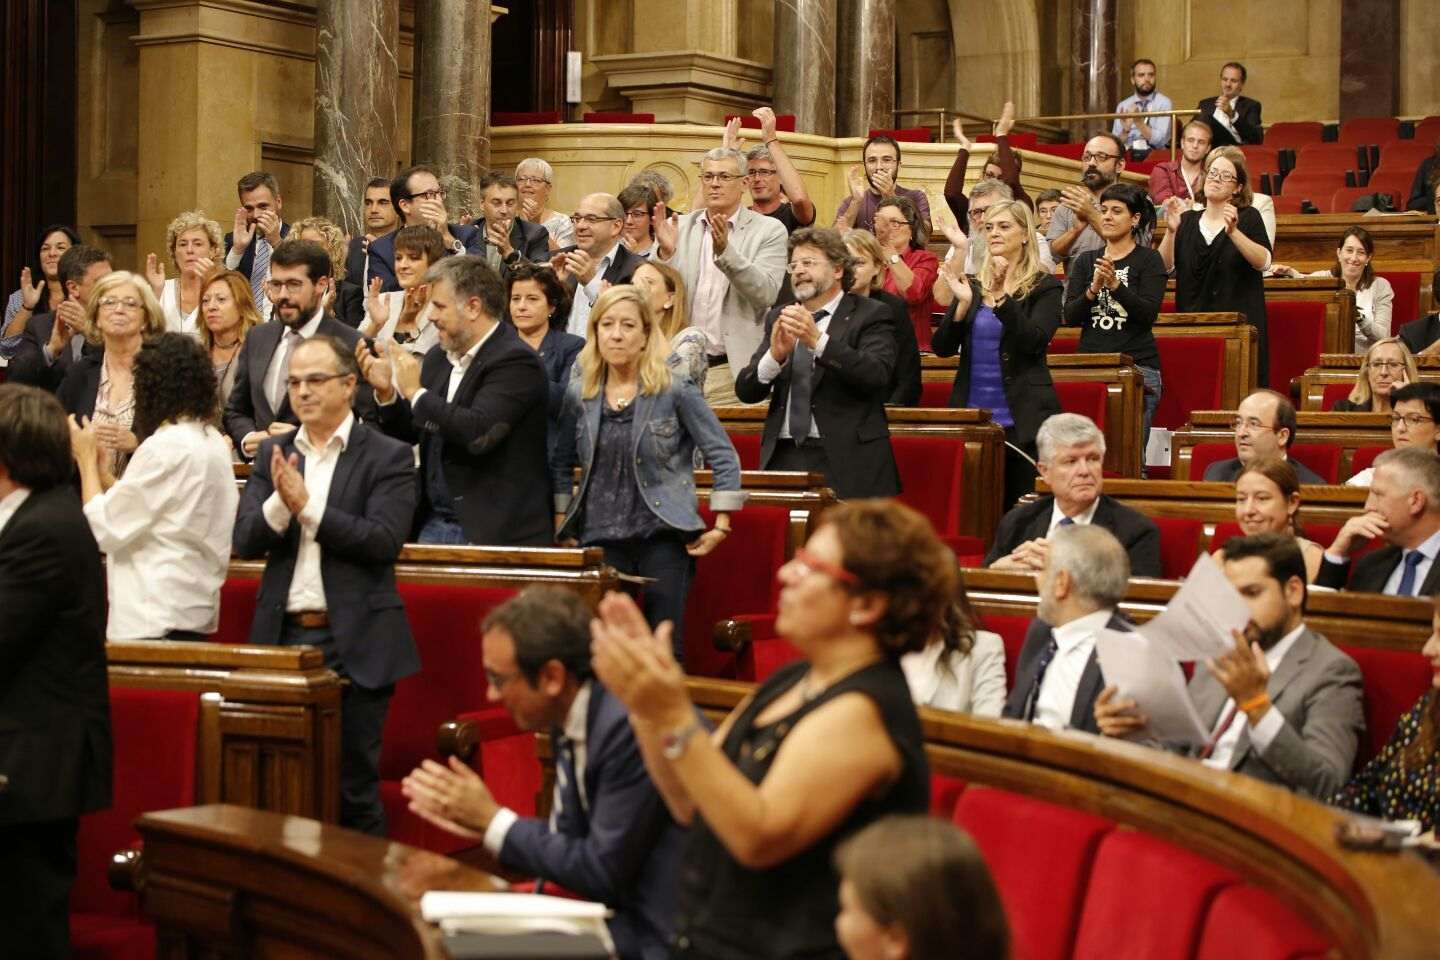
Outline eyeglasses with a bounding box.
[570,214,619,225]
[700,172,745,184]
[286,372,351,390]
[748,168,779,178]
[1230,416,1276,432]
[515,176,550,186]
[1391,414,1436,428]
[623,208,650,221]
[791,548,858,586]
[1205,171,1238,184]
[785,258,829,273]
[410,188,446,202]
[1368,360,1407,371]
[1080,152,1121,163]
[266,279,311,294]
[97,296,142,310]
[484,667,520,690]
[968,206,994,221]
[873,217,909,229]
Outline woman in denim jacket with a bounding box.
[554,285,744,663]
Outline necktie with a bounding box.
[549,733,581,834]
[1396,550,1426,597]
[1199,702,1239,760]
[1024,637,1060,721]
[250,236,271,307]
[269,330,301,412]
[787,309,828,442]
[1058,516,1076,527]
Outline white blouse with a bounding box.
[901,629,1007,717]
[364,291,439,357]
[160,278,200,337]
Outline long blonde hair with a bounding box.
[1349,337,1418,407]
[977,200,1045,301]
[577,285,673,399]
[293,216,350,282]
[843,229,889,293]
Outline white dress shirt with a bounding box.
[565,245,617,338]
[1202,623,1304,770]
[407,321,499,409]
[365,292,439,357]
[689,209,741,355]
[484,680,593,853]
[1380,528,1440,596]
[262,413,356,612]
[264,308,326,411]
[83,421,238,639]
[1046,496,1100,536]
[0,487,32,536]
[756,288,842,439]
[1033,608,1113,731]
[902,630,1007,717]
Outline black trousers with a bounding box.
[279,621,394,836]
[600,534,695,665]
[0,817,78,959]
[768,437,833,486]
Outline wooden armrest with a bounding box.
[437,719,479,762]
[713,617,753,654]
[109,846,143,893]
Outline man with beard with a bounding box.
[833,134,932,236]
[1095,533,1363,799]
[554,192,645,337]
[1111,59,1173,156]
[1148,120,1213,204]
[734,227,899,499]
[224,240,374,459]
[1196,61,1263,147]
[1046,133,1126,265]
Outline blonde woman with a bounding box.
[845,229,921,405]
[197,268,263,407]
[630,259,707,391]
[294,215,361,325]
[146,210,223,335]
[552,284,742,661]
[1333,336,1417,413]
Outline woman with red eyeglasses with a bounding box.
[591,499,955,960]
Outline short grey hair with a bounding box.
[515,157,553,183]
[1036,413,1107,464]
[425,255,505,320]
[745,145,772,164]
[701,147,748,177]
[1375,447,1440,510]
[969,178,1014,203]
[1048,524,1130,608]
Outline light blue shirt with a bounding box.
[1112,91,1174,147]
[1380,528,1440,597]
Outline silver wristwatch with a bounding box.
[660,720,704,760]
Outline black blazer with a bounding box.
[982,493,1162,578]
[1315,543,1440,596]
[873,290,922,406]
[7,311,97,391]
[734,293,900,499]
[1202,456,1326,485]
[930,274,1063,449]
[56,351,105,418]
[376,323,553,546]
[1399,314,1440,355]
[223,222,292,279]
[366,223,486,292]
[344,235,368,286]
[222,315,376,454]
[534,326,586,417]
[1196,95,1263,146]
[1002,612,1132,732]
[0,485,111,824]
[232,423,421,690]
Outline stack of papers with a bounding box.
[421,892,614,958]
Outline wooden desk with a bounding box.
[1171,410,1392,481]
[1298,353,1440,409]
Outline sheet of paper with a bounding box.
[421,891,609,922]
[1138,552,1250,661]
[1094,628,1211,747]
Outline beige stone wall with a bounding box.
[1399,0,1440,120]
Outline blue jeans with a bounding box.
[417,513,469,545]
[598,535,695,665]
[1139,365,1162,476]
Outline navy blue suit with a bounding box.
[366,223,485,292]
[498,682,683,960]
[223,222,292,279]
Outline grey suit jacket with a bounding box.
[661,206,788,372]
[1186,625,1364,799]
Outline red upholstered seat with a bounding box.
[734,614,802,682]
[1033,142,1086,161]
[1280,171,1349,203]
[1188,442,1234,479]
[1374,140,1436,174]
[891,435,968,548]
[1330,185,1400,213]
[72,688,201,959]
[1263,122,1325,150]
[1269,195,1308,214]
[1240,146,1282,181]
[929,774,968,819]
[919,379,952,408]
[1364,169,1415,206]
[955,787,1113,960]
[685,505,788,678]
[1047,337,1078,355]
[1338,645,1435,765]
[582,112,655,124]
[726,431,763,471]
[493,111,562,126]
[1195,884,1332,960]
[1054,381,1107,431]
[216,577,260,643]
[1267,300,1326,394]
[868,127,932,143]
[1289,444,1342,483]
[1073,830,1238,960]
[1339,117,1400,146]
[1320,382,1354,411]
[976,132,1039,149]
[1415,117,1440,145]
[1351,445,1387,474]
[724,113,797,132]
[1154,337,1226,430]
[1377,271,1422,332]
[1293,142,1364,173]
[1154,517,1204,579]
[979,613,1033,687]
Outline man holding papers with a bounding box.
[1096,533,1364,798]
[1003,525,1134,732]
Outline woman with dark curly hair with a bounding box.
[69,332,239,641]
[591,499,952,960]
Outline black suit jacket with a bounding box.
[223,222,292,279]
[982,494,1163,578]
[366,223,486,292]
[6,311,97,391]
[0,486,111,824]
[872,289,922,406]
[1315,543,1440,596]
[1196,95,1263,146]
[376,323,552,546]
[222,315,376,454]
[733,293,900,499]
[56,351,105,418]
[232,423,421,689]
[1002,612,1131,732]
[1202,456,1325,485]
[598,242,646,287]
[1399,314,1440,355]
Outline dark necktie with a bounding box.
[1058,516,1076,527]
[1396,550,1426,597]
[787,309,828,442]
[549,733,582,835]
[1024,637,1060,721]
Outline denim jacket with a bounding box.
[553,373,744,539]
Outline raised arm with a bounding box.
[755,108,814,226]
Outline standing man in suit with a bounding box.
[358,255,551,546]
[1003,523,1131,733]
[1319,447,1440,595]
[1098,534,1363,798]
[554,192,645,336]
[985,413,1162,577]
[367,164,489,292]
[403,588,683,960]
[6,245,110,390]
[734,227,899,498]
[0,385,110,958]
[233,336,419,834]
[656,146,788,405]
[224,240,373,459]
[1196,61,1263,147]
[472,171,551,276]
[1202,390,1326,483]
[224,171,291,321]
[344,176,401,294]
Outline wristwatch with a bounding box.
[660,720,704,760]
[887,253,902,265]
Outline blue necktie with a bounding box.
[1058,516,1076,527]
[1396,550,1425,597]
[787,309,828,441]
[1025,637,1060,721]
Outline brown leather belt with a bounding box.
[286,610,330,629]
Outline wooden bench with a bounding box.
[1299,352,1440,410]
[1171,410,1392,481]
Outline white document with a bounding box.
[421,891,609,922]
[1093,628,1211,746]
[1138,552,1251,662]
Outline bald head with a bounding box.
[572,192,625,257]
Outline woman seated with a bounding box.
[506,261,583,461]
[1347,382,1440,487]
[873,196,939,352]
[553,285,742,661]
[844,229,922,406]
[834,816,1009,960]
[362,225,442,356]
[1214,459,1323,581]
[900,588,1006,717]
[146,210,223,335]
[1274,227,1394,353]
[197,268,262,412]
[1332,337,1417,413]
[68,333,238,641]
[590,499,951,958]
[631,259,708,391]
[294,216,361,326]
[1331,594,1440,833]
[58,271,168,477]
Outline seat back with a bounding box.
[1240,145,1281,178]
[1338,645,1434,765]
[1188,442,1235,479]
[1155,337,1226,429]
[1266,300,1327,394]
[1264,121,1325,149]
[725,431,763,470]
[1054,381,1108,431]
[1269,195,1308,214]
[1350,444,1388,475]
[919,379,952,408]
[1364,169,1416,206]
[1374,140,1436,173]
[1288,443,1342,483]
[1377,271,1422,333]
[978,612,1032,688]
[685,505,789,678]
[1195,884,1331,960]
[1321,381,1356,411]
[1338,117,1399,146]
[1280,171,1348,202]
[1154,517,1205,579]
[1330,185,1400,213]
[216,577,260,643]
[1415,117,1440,145]
[1293,142,1365,173]
[891,435,966,539]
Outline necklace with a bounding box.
[213,336,241,351]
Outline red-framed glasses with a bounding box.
[792,548,859,586]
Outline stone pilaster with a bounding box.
[412,0,492,216]
[836,0,894,137]
[773,0,836,137]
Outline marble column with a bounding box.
[1339,0,1398,121]
[412,0,492,218]
[313,0,398,237]
[836,0,894,138]
[773,0,836,137]
[1068,0,1118,140]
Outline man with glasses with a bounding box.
[553,192,644,337]
[655,147,787,405]
[367,164,487,292]
[1047,133,1127,265]
[1348,383,1440,487]
[1148,120,1213,204]
[733,107,815,233]
[234,334,419,835]
[1197,61,1263,148]
[224,240,373,459]
[1201,389,1325,483]
[1320,446,1440,596]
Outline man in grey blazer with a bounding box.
[654,146,787,404]
[1097,533,1364,799]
